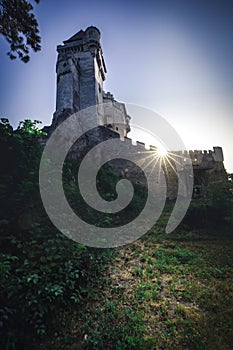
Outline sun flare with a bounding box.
[156,146,168,157]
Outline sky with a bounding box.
[0,0,233,172]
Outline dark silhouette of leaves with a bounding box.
[0,0,41,62]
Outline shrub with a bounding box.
[182,180,233,230]
[0,119,114,348]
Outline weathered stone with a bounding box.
[42,26,227,200]
[50,26,130,138]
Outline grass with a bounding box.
[38,217,233,350]
[1,119,232,349]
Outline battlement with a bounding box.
[50,26,227,200]
[112,137,225,170]
[103,91,114,101]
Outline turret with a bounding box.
[50,26,130,139]
[213,147,224,162]
[85,26,101,45]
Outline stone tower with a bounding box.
[46,26,227,200]
[51,26,130,138]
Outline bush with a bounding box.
[0,119,114,348]
[182,180,233,230]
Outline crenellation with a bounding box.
[136,141,145,149]
[150,145,157,151]
[44,26,227,201]
[107,137,226,173]
[123,137,132,144]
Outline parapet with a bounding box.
[114,138,225,170]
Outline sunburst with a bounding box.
[152,147,181,176]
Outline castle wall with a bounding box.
[102,92,131,138]
[44,26,227,200]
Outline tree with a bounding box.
[0,0,41,62]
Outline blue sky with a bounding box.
[0,0,233,172]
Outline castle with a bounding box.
[51,26,130,138]
[47,26,227,199]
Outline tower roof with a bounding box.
[63,30,85,44]
[86,26,100,34]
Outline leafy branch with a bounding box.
[0,0,41,62]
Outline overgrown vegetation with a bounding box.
[0,118,233,349]
[182,180,233,229]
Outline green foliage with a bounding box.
[0,0,41,62]
[1,118,232,349]
[63,161,147,228]
[182,180,233,230]
[0,118,44,221]
[0,219,111,346]
[0,119,113,348]
[82,303,152,350]
[80,228,233,350]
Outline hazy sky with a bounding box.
[0,0,233,172]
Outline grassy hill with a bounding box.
[0,118,233,349]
